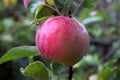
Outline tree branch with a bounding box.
[68,66,73,80]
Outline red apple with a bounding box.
[36,16,90,66]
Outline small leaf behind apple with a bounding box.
[22,61,49,80]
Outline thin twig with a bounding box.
[45,4,61,15]
[68,66,73,80]
[101,45,120,63]
[72,0,85,15]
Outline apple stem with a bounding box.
[68,66,73,80]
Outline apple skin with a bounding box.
[36,16,90,66]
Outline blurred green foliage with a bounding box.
[0,0,36,80]
[73,0,120,80]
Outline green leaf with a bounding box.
[99,67,114,80]
[29,16,51,26]
[55,0,73,8]
[51,61,67,75]
[82,16,103,25]
[46,0,55,6]
[47,69,58,80]
[82,0,101,9]
[0,46,39,64]
[78,9,91,21]
[54,0,75,16]
[28,0,41,14]
[28,0,46,14]
[96,11,108,19]
[22,61,49,80]
[35,4,55,18]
